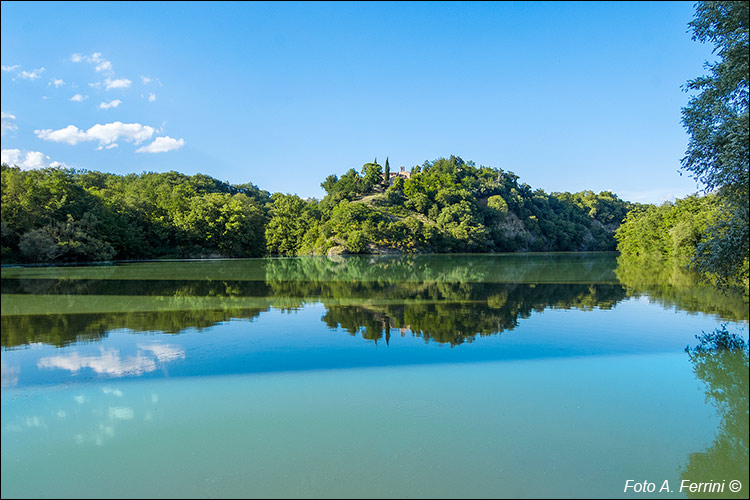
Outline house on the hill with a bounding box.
[387,166,411,183]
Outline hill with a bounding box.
[266,156,636,256]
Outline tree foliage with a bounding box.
[615,195,720,262]
[681,0,749,288]
[1,164,270,262]
[3,155,637,263]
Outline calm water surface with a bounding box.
[1,253,748,498]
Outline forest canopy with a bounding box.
[1,156,636,263]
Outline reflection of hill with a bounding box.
[319,283,627,346]
[681,328,749,498]
[1,280,627,349]
[1,308,266,349]
[263,255,626,346]
[3,253,747,349]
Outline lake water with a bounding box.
[1,253,748,498]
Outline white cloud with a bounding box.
[1,112,18,135]
[99,99,122,110]
[95,61,112,74]
[140,75,163,86]
[88,82,101,89]
[71,52,113,73]
[2,149,21,165]
[136,136,185,153]
[104,77,132,90]
[109,407,134,420]
[25,416,46,429]
[3,65,46,80]
[35,125,90,145]
[87,122,154,145]
[70,93,88,102]
[148,92,156,102]
[36,121,156,148]
[1,149,67,170]
[19,67,45,80]
[1,359,19,388]
[102,387,124,397]
[49,78,65,88]
[19,151,57,169]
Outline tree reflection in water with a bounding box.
[319,283,626,346]
[681,325,749,499]
[1,253,747,349]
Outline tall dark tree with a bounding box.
[383,157,391,188]
[681,1,749,289]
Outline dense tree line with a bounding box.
[614,192,748,292]
[1,157,635,263]
[1,164,271,262]
[615,194,720,262]
[615,193,748,296]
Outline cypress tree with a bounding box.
[383,157,391,187]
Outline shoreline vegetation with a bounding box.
[2,154,745,294]
[1,156,634,264]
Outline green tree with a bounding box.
[18,227,58,262]
[18,213,115,263]
[487,195,509,215]
[383,157,391,188]
[266,193,314,255]
[615,195,720,263]
[361,161,383,193]
[321,174,339,196]
[681,1,749,288]
[436,201,488,251]
[173,193,266,257]
[346,230,368,254]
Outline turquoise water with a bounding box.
[1,254,748,498]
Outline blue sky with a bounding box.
[1,1,716,203]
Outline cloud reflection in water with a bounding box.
[37,343,185,377]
